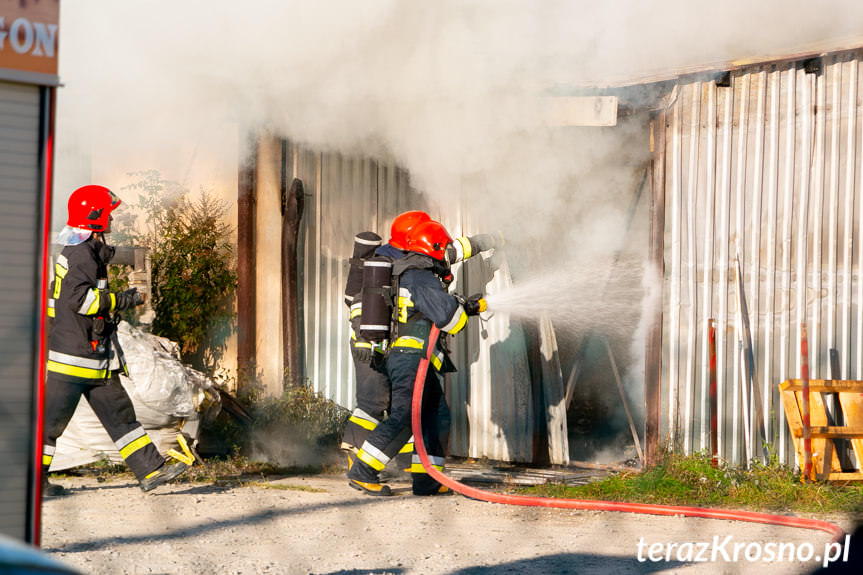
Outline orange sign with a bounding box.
[0,0,60,77]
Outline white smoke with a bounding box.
[56,0,863,224]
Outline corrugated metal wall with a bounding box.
[287,145,429,404]
[662,50,863,465]
[0,81,43,539]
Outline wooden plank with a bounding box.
[780,388,804,436]
[781,379,863,393]
[838,392,863,471]
[781,388,810,476]
[799,391,842,475]
[791,426,863,439]
[825,472,863,481]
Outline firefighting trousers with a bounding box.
[342,346,451,471]
[42,371,165,480]
[348,352,447,495]
[341,348,391,452]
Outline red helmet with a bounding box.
[405,220,452,261]
[389,210,431,249]
[67,185,121,232]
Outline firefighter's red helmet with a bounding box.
[66,185,121,232]
[405,220,452,261]
[389,210,432,250]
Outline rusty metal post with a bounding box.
[645,109,666,466]
[709,319,718,466]
[801,322,812,481]
[237,132,258,390]
[281,141,305,387]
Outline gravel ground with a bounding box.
[40,474,861,575]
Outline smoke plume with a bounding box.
[56,0,863,227]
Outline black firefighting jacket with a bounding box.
[382,245,469,373]
[47,237,125,383]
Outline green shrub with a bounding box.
[117,170,237,375]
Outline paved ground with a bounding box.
[39,473,862,575]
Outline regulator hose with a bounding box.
[411,325,845,543]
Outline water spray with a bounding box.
[482,260,651,341]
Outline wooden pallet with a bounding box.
[779,379,863,481]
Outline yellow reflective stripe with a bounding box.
[42,455,53,466]
[110,292,117,312]
[431,353,443,371]
[349,414,378,431]
[357,449,386,471]
[398,442,414,454]
[456,236,472,260]
[144,469,159,479]
[442,309,468,334]
[80,288,101,315]
[353,340,372,349]
[47,302,55,318]
[47,360,108,380]
[54,257,68,278]
[393,336,424,349]
[397,288,412,323]
[119,435,153,460]
[409,462,443,473]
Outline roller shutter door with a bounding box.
[0,81,43,540]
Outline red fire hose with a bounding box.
[411,325,845,543]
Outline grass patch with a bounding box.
[521,451,863,515]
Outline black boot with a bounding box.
[139,461,188,492]
[42,476,68,497]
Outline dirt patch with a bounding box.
[41,473,856,575]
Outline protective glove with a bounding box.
[353,340,373,363]
[469,231,505,254]
[464,293,487,316]
[468,234,496,253]
[115,287,145,310]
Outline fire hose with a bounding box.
[411,324,846,543]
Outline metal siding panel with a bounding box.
[668,92,682,447]
[682,83,701,453]
[750,71,769,442]
[664,52,863,466]
[732,73,749,462]
[716,82,733,460]
[0,81,40,539]
[699,82,718,451]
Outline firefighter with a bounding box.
[347,220,487,496]
[340,211,430,472]
[340,211,498,474]
[42,185,188,495]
